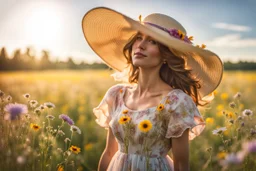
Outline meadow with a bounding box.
[0,70,255,171]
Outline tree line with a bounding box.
[0,47,256,71]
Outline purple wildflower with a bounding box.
[220,153,243,166]
[59,114,74,125]
[4,103,28,120]
[242,140,256,154]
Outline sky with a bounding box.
[0,0,256,64]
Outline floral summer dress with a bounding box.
[93,84,205,171]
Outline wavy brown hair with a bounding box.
[123,32,209,106]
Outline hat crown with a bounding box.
[143,13,187,34]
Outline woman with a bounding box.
[82,7,223,171]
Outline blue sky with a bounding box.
[0,0,255,64]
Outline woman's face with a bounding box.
[131,32,163,68]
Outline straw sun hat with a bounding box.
[82,7,223,98]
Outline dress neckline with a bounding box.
[121,85,178,112]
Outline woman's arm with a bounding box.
[97,127,118,171]
[171,128,189,171]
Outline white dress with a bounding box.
[93,84,205,171]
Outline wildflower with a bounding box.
[70,125,81,134]
[229,119,234,124]
[234,92,241,99]
[34,108,41,115]
[242,109,253,117]
[58,130,65,136]
[219,153,243,166]
[240,122,245,127]
[44,102,55,109]
[118,116,131,124]
[16,156,26,164]
[4,103,28,120]
[30,123,40,131]
[217,104,224,111]
[227,112,234,118]
[122,109,128,114]
[57,148,63,153]
[64,138,71,143]
[138,120,153,133]
[206,147,212,152]
[212,127,227,135]
[242,140,256,154]
[23,93,30,99]
[250,129,256,136]
[6,95,12,102]
[217,151,227,159]
[157,104,164,111]
[84,143,93,151]
[69,145,81,154]
[188,36,194,41]
[220,93,228,100]
[229,102,236,109]
[237,116,243,121]
[59,114,74,125]
[57,165,64,171]
[206,117,214,124]
[201,44,206,49]
[46,115,55,120]
[39,105,45,110]
[25,114,31,120]
[29,100,38,108]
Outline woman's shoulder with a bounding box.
[105,83,131,97]
[165,88,196,107]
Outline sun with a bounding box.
[23,4,64,50]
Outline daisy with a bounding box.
[212,127,227,135]
[242,109,253,117]
[46,115,55,120]
[70,125,81,134]
[44,102,55,109]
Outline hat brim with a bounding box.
[82,7,223,98]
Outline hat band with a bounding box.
[143,22,192,44]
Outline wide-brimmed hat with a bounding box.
[82,7,223,98]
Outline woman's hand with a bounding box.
[172,128,189,171]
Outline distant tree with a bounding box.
[9,49,25,70]
[39,50,52,70]
[0,47,9,70]
[67,57,77,69]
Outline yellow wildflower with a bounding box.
[69,145,81,154]
[157,104,165,111]
[201,44,206,49]
[118,116,131,124]
[84,143,93,151]
[221,93,229,100]
[138,120,152,133]
[30,123,40,131]
[217,152,227,159]
[57,165,64,171]
[178,30,185,40]
[206,117,214,124]
[188,36,194,41]
[217,104,224,111]
[122,109,129,114]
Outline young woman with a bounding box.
[82,7,223,171]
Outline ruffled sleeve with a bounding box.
[165,90,205,140]
[93,84,122,129]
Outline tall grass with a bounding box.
[0,70,255,171]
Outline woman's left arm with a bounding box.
[171,128,189,171]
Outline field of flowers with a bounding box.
[0,70,255,171]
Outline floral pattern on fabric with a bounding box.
[93,84,205,171]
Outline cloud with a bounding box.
[206,34,256,48]
[212,22,251,32]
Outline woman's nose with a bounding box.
[138,39,146,50]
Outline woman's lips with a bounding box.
[134,52,146,57]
